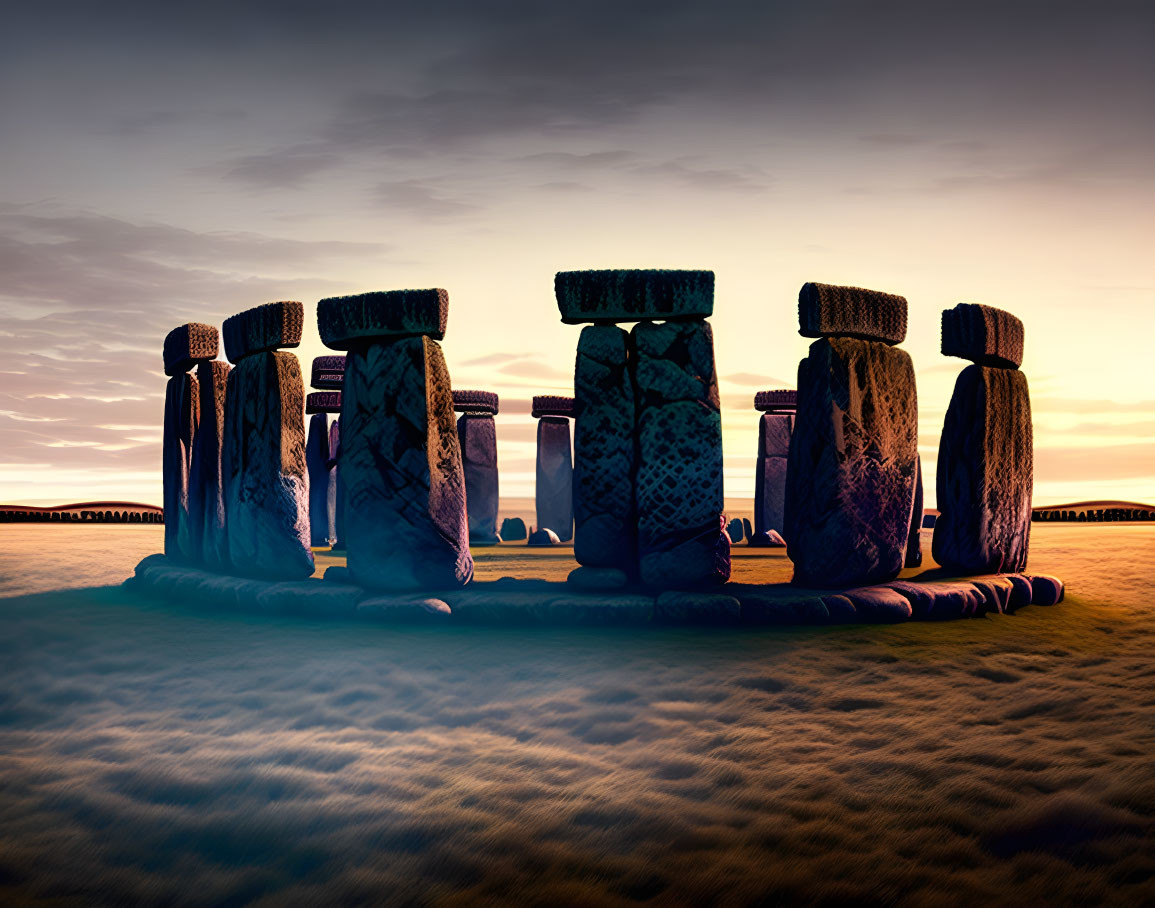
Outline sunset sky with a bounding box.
[1,1,1152,507]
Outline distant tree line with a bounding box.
[1032,508,1153,522]
[0,509,163,523]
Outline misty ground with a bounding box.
[0,524,1152,905]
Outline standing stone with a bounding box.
[785,283,918,588]
[328,419,345,550]
[751,390,796,547]
[317,290,472,590]
[190,359,230,568]
[305,392,341,547]
[933,364,1033,574]
[905,455,924,568]
[633,320,728,587]
[163,371,199,560]
[162,322,218,562]
[572,325,636,572]
[220,302,313,579]
[454,390,501,546]
[532,396,574,542]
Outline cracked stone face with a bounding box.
[221,351,314,579]
[933,364,1033,574]
[163,372,199,561]
[632,320,728,588]
[189,360,230,569]
[339,336,472,590]
[573,325,636,571]
[536,416,573,542]
[785,337,919,588]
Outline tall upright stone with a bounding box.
[905,455,924,569]
[556,269,728,586]
[306,390,342,546]
[317,289,472,590]
[532,396,574,542]
[162,323,217,561]
[453,390,501,546]
[750,390,796,547]
[785,283,918,588]
[633,319,727,587]
[933,304,1032,574]
[190,358,230,568]
[220,301,314,579]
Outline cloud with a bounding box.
[204,147,341,190]
[373,180,477,217]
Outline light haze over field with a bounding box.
[1,1,1152,506]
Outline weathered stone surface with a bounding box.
[357,595,451,621]
[969,576,1014,614]
[457,412,500,544]
[1005,573,1033,609]
[556,269,713,324]
[500,516,527,541]
[452,389,499,415]
[317,289,448,347]
[883,580,983,620]
[223,301,303,363]
[1026,573,1064,605]
[163,372,200,560]
[329,419,345,550]
[221,351,314,579]
[941,303,1024,369]
[655,591,741,625]
[532,395,574,418]
[933,365,1033,574]
[842,587,913,623]
[306,391,342,414]
[311,355,346,390]
[566,566,628,590]
[633,320,728,588]
[819,594,857,623]
[798,282,908,345]
[189,360,230,568]
[754,411,792,541]
[163,323,219,376]
[339,336,472,590]
[754,389,797,412]
[726,518,744,542]
[735,588,830,625]
[573,325,635,571]
[785,338,919,588]
[528,527,561,546]
[306,412,336,546]
[905,455,924,568]
[536,416,573,542]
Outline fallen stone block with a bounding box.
[310,355,346,390]
[532,395,575,418]
[655,591,741,625]
[500,516,528,541]
[357,595,452,622]
[317,289,449,347]
[221,350,314,579]
[536,415,573,542]
[633,320,728,587]
[841,587,913,623]
[883,580,982,620]
[163,322,219,376]
[306,391,342,414]
[941,303,1024,369]
[933,365,1033,574]
[555,269,714,324]
[223,301,303,363]
[306,412,336,546]
[163,371,200,561]
[339,335,473,590]
[457,410,500,545]
[452,389,499,415]
[190,360,230,569]
[798,282,908,345]
[528,527,561,546]
[1025,573,1064,605]
[785,337,919,588]
[566,566,629,590]
[573,325,636,571]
